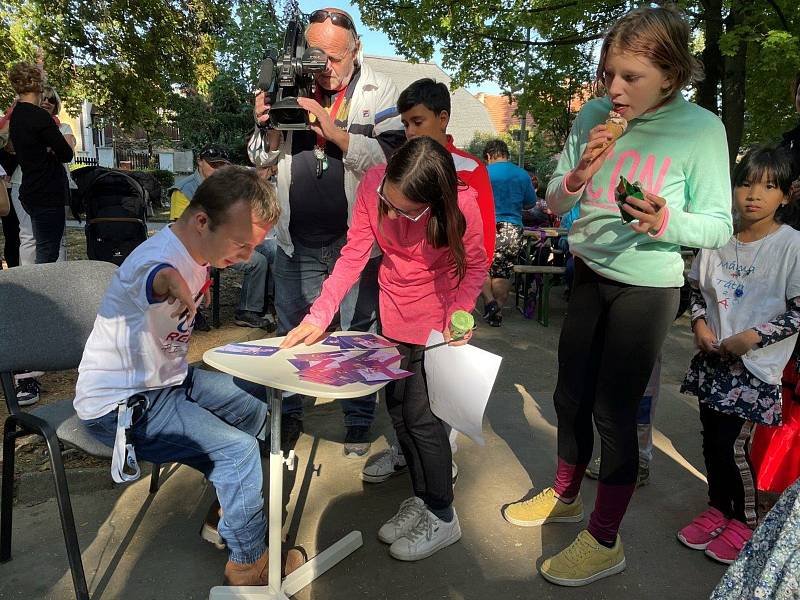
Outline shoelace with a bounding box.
[559,535,594,565]
[406,510,435,543]
[522,488,553,506]
[17,378,40,395]
[389,499,421,527]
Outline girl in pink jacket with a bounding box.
[283,135,486,561]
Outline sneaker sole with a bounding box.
[704,548,735,564]
[16,398,39,407]
[343,445,371,459]
[200,523,226,550]
[503,510,584,527]
[676,532,712,551]
[389,527,462,561]
[361,465,408,483]
[540,556,626,586]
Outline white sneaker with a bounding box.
[389,508,462,561]
[362,445,408,483]
[378,497,425,544]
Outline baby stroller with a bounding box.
[78,167,149,266]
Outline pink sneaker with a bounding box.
[704,519,752,564]
[677,508,729,550]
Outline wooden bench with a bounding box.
[513,265,567,327]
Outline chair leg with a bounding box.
[149,463,161,494]
[43,435,90,600]
[0,420,17,563]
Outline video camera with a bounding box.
[257,13,327,130]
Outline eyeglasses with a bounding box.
[309,9,357,34]
[377,177,430,222]
[41,96,55,103]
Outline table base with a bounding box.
[209,388,363,599]
[208,531,363,599]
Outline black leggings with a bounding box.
[699,403,757,527]
[386,340,453,511]
[554,258,679,486]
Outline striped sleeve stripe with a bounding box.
[375,107,399,124]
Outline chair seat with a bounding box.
[30,400,113,459]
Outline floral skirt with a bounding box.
[681,351,782,426]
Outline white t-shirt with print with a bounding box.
[74,226,209,420]
[689,224,800,385]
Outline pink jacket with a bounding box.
[304,164,487,345]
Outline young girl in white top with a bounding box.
[679,145,800,564]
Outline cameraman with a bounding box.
[248,8,405,456]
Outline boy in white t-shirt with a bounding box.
[74,166,301,585]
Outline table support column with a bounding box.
[267,387,285,598]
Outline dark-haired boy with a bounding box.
[360,78,494,484]
[396,78,495,265]
[74,166,302,585]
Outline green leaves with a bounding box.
[353,0,800,159]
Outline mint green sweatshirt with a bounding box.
[546,95,733,287]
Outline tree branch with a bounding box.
[763,0,789,30]
[482,32,605,47]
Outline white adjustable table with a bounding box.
[203,331,397,600]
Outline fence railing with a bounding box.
[73,154,99,167]
[115,149,151,170]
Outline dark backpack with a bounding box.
[83,169,148,266]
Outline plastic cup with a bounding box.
[449,310,474,339]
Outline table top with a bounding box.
[203,331,399,399]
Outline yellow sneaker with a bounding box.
[540,530,626,586]
[502,487,583,527]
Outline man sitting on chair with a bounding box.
[74,166,302,585]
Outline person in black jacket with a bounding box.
[7,62,73,264]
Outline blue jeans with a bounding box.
[84,367,269,564]
[274,235,379,427]
[231,238,277,313]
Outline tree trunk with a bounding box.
[721,5,748,166]
[696,0,723,115]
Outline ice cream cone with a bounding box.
[593,111,628,160]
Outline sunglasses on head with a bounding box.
[309,9,357,34]
[200,148,229,162]
[377,177,430,223]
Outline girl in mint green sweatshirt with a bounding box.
[501,6,733,587]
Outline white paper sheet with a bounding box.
[423,330,502,446]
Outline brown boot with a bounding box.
[223,547,306,586]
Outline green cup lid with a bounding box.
[451,310,474,331]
